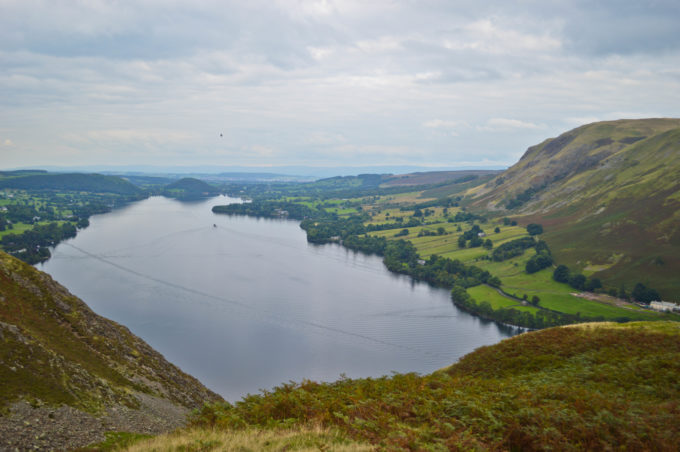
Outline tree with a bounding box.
[457,236,467,248]
[494,227,500,233]
[553,265,570,283]
[469,236,483,248]
[569,274,586,291]
[526,223,544,236]
[526,253,553,274]
[483,239,493,249]
[487,276,502,287]
[531,295,540,306]
[632,283,660,304]
[586,278,602,292]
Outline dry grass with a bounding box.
[122,426,373,452]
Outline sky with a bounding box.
[1,0,679,172]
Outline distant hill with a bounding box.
[121,175,176,188]
[382,170,501,187]
[305,171,502,195]
[163,177,219,198]
[0,170,48,177]
[467,118,680,298]
[0,250,222,450]
[0,173,142,195]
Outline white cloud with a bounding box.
[62,129,193,145]
[0,2,679,169]
[303,131,346,146]
[477,118,544,132]
[423,119,463,129]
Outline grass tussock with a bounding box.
[121,426,373,452]
[191,322,680,451]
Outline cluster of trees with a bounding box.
[412,208,435,218]
[342,234,388,255]
[457,225,487,248]
[632,283,661,304]
[417,227,447,237]
[553,264,603,292]
[553,265,662,303]
[341,233,499,290]
[491,237,536,261]
[407,254,499,289]
[525,241,553,274]
[4,204,41,223]
[448,211,485,223]
[526,223,543,235]
[212,201,320,221]
[1,222,77,264]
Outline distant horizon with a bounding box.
[2,164,507,179]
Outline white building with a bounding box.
[650,301,679,312]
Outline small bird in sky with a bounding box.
[220,133,223,137]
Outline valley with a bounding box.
[0,118,679,450]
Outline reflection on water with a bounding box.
[38,196,518,401]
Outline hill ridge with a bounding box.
[467,118,680,298]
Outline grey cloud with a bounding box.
[1,1,679,168]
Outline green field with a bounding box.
[0,222,33,238]
[467,285,539,313]
[366,212,671,322]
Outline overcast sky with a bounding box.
[1,0,679,171]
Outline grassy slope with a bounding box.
[0,250,222,412]
[468,119,680,299]
[122,427,372,452]
[188,322,680,451]
[366,214,664,322]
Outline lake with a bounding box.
[38,195,519,401]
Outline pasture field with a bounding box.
[466,285,539,313]
[365,211,670,322]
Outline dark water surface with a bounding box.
[38,196,518,401]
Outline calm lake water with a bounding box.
[38,195,518,401]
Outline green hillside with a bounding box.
[0,250,222,450]
[161,321,680,451]
[163,177,219,198]
[468,119,680,299]
[0,173,143,195]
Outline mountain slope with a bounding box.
[0,250,222,450]
[468,118,680,298]
[187,321,680,451]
